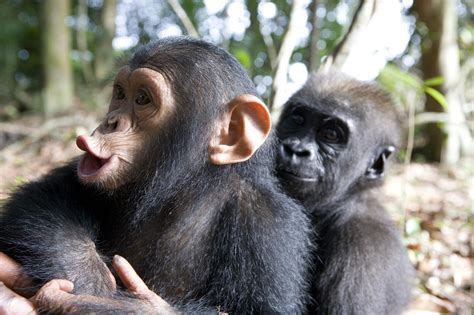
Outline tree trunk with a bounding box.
[413,0,465,163]
[94,0,117,83]
[77,0,94,83]
[41,0,74,116]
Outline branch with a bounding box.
[271,0,308,119]
[320,0,377,72]
[167,0,199,37]
[414,112,450,125]
[308,0,319,72]
[262,33,278,70]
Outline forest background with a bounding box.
[0,0,472,313]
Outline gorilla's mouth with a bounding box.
[278,169,318,182]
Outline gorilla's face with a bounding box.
[276,89,397,209]
[276,101,351,205]
[275,73,402,210]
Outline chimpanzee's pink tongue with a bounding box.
[76,135,90,153]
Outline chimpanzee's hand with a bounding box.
[31,255,178,314]
[112,255,175,312]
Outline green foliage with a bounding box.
[378,64,450,162]
[234,49,252,70]
[0,0,41,114]
[378,64,448,110]
[424,77,445,86]
[0,0,374,117]
[424,87,447,109]
[14,175,28,185]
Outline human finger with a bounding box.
[0,281,36,315]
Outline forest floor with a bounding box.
[0,114,472,314]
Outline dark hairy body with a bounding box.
[276,73,414,314]
[0,37,310,313]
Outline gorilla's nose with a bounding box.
[280,137,315,162]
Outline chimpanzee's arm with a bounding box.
[204,187,311,314]
[0,164,114,297]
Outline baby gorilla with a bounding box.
[0,37,310,313]
[276,73,414,314]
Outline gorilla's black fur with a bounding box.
[276,73,414,314]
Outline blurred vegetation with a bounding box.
[0,0,472,164]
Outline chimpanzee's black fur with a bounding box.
[0,37,311,313]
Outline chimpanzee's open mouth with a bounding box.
[78,153,112,176]
[76,135,117,179]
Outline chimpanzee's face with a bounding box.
[76,66,174,190]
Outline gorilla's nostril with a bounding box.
[298,150,311,158]
[281,143,296,159]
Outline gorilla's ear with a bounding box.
[365,146,396,179]
[209,94,271,165]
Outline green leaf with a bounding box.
[394,71,421,89]
[14,176,28,185]
[424,76,445,86]
[378,64,422,91]
[424,86,448,109]
[233,49,251,70]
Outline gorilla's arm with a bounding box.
[314,212,413,314]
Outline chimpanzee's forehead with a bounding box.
[115,66,168,85]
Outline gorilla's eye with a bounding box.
[290,110,305,125]
[114,85,125,100]
[319,125,343,143]
[136,90,151,105]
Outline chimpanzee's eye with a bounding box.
[114,85,125,100]
[135,90,150,106]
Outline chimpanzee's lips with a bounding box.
[278,169,318,182]
[76,136,116,179]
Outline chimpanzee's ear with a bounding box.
[209,94,271,165]
[365,146,396,180]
